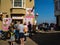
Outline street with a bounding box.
[30,32,60,45]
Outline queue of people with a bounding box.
[0,14,37,45]
[7,21,33,45]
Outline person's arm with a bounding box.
[26,26,28,32]
[18,25,20,30]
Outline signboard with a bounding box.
[25,8,34,25]
[12,16,24,19]
[2,18,12,31]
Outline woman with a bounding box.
[18,22,25,45]
[24,23,28,41]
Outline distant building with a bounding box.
[54,0,60,26]
[0,0,34,30]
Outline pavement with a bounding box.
[0,37,38,45]
[36,30,60,33]
[0,31,60,45]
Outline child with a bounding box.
[9,23,15,45]
[10,29,15,45]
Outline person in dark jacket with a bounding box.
[28,22,32,37]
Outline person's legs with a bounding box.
[8,41,11,45]
[3,32,7,40]
[15,34,18,40]
[29,30,32,37]
[15,32,19,41]
[19,33,24,45]
[24,35,26,41]
[11,41,13,45]
[24,32,27,41]
[16,30,19,40]
[17,33,19,39]
[20,38,24,45]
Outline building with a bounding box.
[54,0,60,26]
[0,0,34,30]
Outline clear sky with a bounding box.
[35,0,56,24]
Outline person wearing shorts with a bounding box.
[18,22,24,45]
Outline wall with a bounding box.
[0,0,1,11]
[0,0,34,30]
[58,16,60,26]
[26,0,34,8]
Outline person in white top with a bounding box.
[24,22,28,41]
[18,22,24,45]
[24,23,28,33]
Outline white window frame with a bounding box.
[13,0,25,8]
[23,0,26,9]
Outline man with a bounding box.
[14,21,19,41]
[28,22,32,37]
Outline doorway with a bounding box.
[12,19,23,23]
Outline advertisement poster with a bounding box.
[2,18,12,31]
[25,8,34,25]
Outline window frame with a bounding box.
[13,0,25,8]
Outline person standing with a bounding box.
[10,27,15,45]
[14,21,19,41]
[2,15,12,39]
[24,22,28,41]
[18,22,24,45]
[28,22,32,37]
[8,22,15,45]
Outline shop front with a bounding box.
[11,14,24,23]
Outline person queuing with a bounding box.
[18,22,25,45]
[8,22,15,45]
[24,22,28,41]
[28,22,32,37]
[14,21,19,41]
[2,15,12,40]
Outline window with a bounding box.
[58,0,60,10]
[55,1,58,10]
[13,0,25,8]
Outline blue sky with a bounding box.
[35,0,56,24]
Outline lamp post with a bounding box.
[35,13,38,25]
[33,13,38,32]
[35,13,38,18]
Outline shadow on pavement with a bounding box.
[30,32,60,45]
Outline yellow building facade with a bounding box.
[0,0,34,30]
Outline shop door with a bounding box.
[12,19,23,23]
